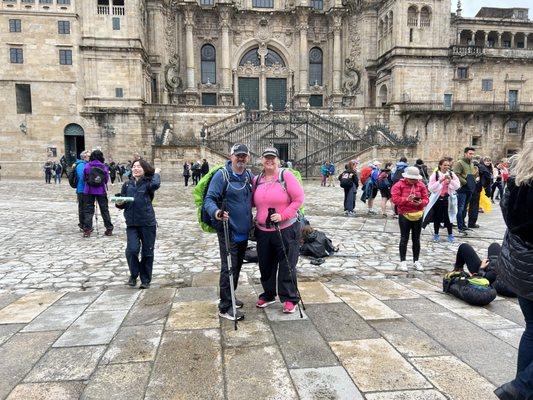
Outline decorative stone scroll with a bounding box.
[165,53,182,99]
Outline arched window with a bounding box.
[407,5,417,27]
[265,48,285,67]
[420,6,431,27]
[508,120,519,134]
[239,47,260,66]
[378,19,384,38]
[309,47,323,86]
[378,85,388,106]
[201,44,216,84]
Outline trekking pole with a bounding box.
[273,222,305,318]
[221,200,239,330]
[94,200,100,237]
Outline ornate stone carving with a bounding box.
[257,17,271,42]
[165,8,176,55]
[165,53,182,100]
[237,62,262,76]
[343,14,362,96]
[343,58,361,95]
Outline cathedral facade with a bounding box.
[0,0,532,176]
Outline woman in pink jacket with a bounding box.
[253,147,305,314]
[391,166,429,272]
[424,158,461,243]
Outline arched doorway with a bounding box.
[378,85,388,106]
[64,123,85,165]
[236,46,290,111]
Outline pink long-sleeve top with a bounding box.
[428,170,460,197]
[253,169,305,232]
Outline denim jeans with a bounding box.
[456,190,472,231]
[513,296,533,398]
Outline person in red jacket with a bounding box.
[391,166,429,272]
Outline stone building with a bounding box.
[0,0,531,177]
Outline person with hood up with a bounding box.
[82,149,114,238]
[493,139,533,400]
[391,166,429,272]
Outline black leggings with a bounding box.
[433,196,453,235]
[399,215,422,262]
[454,242,501,280]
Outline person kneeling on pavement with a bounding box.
[253,147,305,314]
[204,144,253,321]
[115,160,161,289]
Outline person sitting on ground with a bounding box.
[116,160,161,289]
[300,225,337,258]
[391,166,429,272]
[452,242,501,284]
[254,147,305,314]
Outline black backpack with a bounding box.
[339,172,354,189]
[68,163,79,188]
[87,166,106,187]
[392,166,406,183]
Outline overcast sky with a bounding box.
[454,0,532,17]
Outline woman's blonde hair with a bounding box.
[512,138,533,186]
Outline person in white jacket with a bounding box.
[422,158,461,243]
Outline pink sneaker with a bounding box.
[283,301,296,314]
[256,298,275,308]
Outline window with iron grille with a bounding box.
[9,19,21,32]
[508,120,519,134]
[58,20,70,34]
[16,84,32,114]
[310,0,323,10]
[252,0,273,8]
[457,67,468,79]
[201,44,216,84]
[200,0,214,5]
[202,93,217,106]
[59,49,72,65]
[115,88,124,98]
[57,0,71,4]
[112,17,120,30]
[39,0,53,4]
[10,48,23,64]
[309,95,323,107]
[309,47,323,86]
[481,79,493,91]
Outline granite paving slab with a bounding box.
[0,323,24,346]
[353,279,420,300]
[145,329,223,400]
[53,309,129,347]
[486,299,526,327]
[100,324,163,364]
[86,289,140,311]
[225,345,298,400]
[221,312,275,348]
[21,304,88,332]
[305,303,380,342]
[0,331,61,399]
[365,390,447,400]
[490,327,525,349]
[330,338,431,392]
[6,382,85,400]
[297,281,342,303]
[174,286,219,302]
[0,292,25,311]
[191,271,220,287]
[384,298,448,315]
[0,291,64,324]
[424,293,472,310]
[452,307,519,330]
[327,283,402,320]
[24,346,106,382]
[123,288,175,326]
[289,366,364,400]
[81,362,152,400]
[263,301,309,321]
[271,320,338,368]
[54,291,101,306]
[404,311,516,385]
[396,278,442,295]
[410,355,498,400]
[166,300,219,330]
[371,319,448,357]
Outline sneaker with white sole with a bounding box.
[283,301,296,314]
[219,308,244,321]
[414,261,424,271]
[256,298,275,308]
[397,261,408,272]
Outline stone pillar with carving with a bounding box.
[219,7,233,105]
[525,33,529,49]
[497,32,502,47]
[258,45,268,110]
[330,11,343,105]
[297,8,310,107]
[184,6,199,104]
[511,32,515,48]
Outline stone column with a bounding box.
[470,30,475,45]
[331,13,343,96]
[296,9,309,107]
[511,32,515,48]
[183,7,199,104]
[497,32,502,47]
[258,46,268,110]
[484,31,488,46]
[525,33,529,49]
[219,7,233,105]
[457,31,462,45]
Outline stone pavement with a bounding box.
[0,179,520,399]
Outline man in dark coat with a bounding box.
[200,159,210,177]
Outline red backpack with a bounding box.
[360,166,372,185]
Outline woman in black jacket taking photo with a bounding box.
[116,159,161,289]
[494,139,533,400]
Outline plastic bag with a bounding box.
[479,188,492,213]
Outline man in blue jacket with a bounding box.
[204,144,253,321]
[74,150,90,231]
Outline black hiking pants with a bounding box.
[433,196,453,235]
[454,242,500,282]
[256,223,300,304]
[468,189,481,227]
[83,194,113,230]
[398,215,422,262]
[126,225,156,285]
[216,231,247,313]
[77,193,86,228]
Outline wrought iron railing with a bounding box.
[450,45,484,57]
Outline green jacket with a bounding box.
[452,157,476,187]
